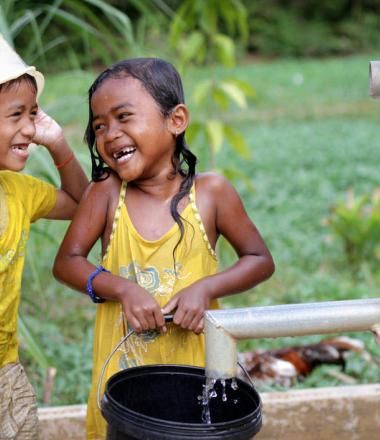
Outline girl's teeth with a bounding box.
[114,148,136,159]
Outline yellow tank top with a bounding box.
[86,180,219,440]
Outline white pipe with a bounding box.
[369,61,380,98]
[205,298,380,379]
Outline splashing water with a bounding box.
[198,377,240,424]
[231,378,238,390]
[221,379,227,402]
[199,377,216,424]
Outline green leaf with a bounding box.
[179,31,205,64]
[206,120,224,153]
[212,33,235,67]
[226,78,257,99]
[230,0,249,43]
[219,80,247,108]
[169,0,194,44]
[0,5,13,42]
[19,317,52,370]
[212,87,230,110]
[193,79,212,105]
[84,0,133,35]
[186,121,204,145]
[224,124,251,159]
[200,1,218,34]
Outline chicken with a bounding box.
[238,336,372,387]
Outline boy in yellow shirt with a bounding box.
[0,35,88,439]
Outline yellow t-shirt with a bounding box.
[0,171,56,368]
[86,180,219,440]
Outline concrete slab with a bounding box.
[38,384,380,440]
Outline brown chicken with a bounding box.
[238,336,371,387]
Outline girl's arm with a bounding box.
[53,178,166,333]
[200,172,275,296]
[33,109,88,220]
[162,172,275,332]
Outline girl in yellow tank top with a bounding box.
[54,58,275,440]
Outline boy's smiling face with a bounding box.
[0,79,38,171]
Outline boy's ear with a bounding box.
[168,104,189,136]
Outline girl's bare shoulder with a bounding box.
[84,171,122,203]
[195,172,234,197]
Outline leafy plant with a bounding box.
[244,0,380,57]
[18,53,380,405]
[0,0,136,70]
[19,317,52,370]
[324,188,380,269]
[169,0,248,65]
[167,0,255,176]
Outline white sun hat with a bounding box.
[0,34,44,98]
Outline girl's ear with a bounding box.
[168,104,189,136]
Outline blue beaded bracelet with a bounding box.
[86,265,109,303]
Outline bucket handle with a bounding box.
[96,316,256,410]
[237,360,257,389]
[96,315,174,409]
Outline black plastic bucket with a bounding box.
[101,364,262,440]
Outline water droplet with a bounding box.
[231,378,239,390]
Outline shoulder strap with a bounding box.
[188,179,217,259]
[102,181,127,262]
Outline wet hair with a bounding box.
[0,74,37,94]
[85,58,197,261]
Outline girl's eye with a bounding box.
[93,123,105,131]
[10,111,22,117]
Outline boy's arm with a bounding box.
[33,109,88,219]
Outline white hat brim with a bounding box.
[0,35,45,98]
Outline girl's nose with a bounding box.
[105,121,122,143]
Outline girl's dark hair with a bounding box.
[0,74,37,94]
[85,58,197,260]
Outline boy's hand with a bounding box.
[33,109,64,152]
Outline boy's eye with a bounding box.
[10,111,22,117]
[118,112,130,120]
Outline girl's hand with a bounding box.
[120,282,166,334]
[162,281,211,334]
[33,109,64,152]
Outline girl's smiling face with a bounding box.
[0,80,37,171]
[91,76,176,183]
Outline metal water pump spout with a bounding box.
[369,61,380,98]
[204,298,380,379]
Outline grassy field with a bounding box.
[21,53,380,405]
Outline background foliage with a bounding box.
[20,53,380,405]
[3,0,380,70]
[2,0,379,405]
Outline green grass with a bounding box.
[20,53,380,405]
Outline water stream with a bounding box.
[199,377,239,424]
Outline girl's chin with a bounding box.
[116,167,140,182]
